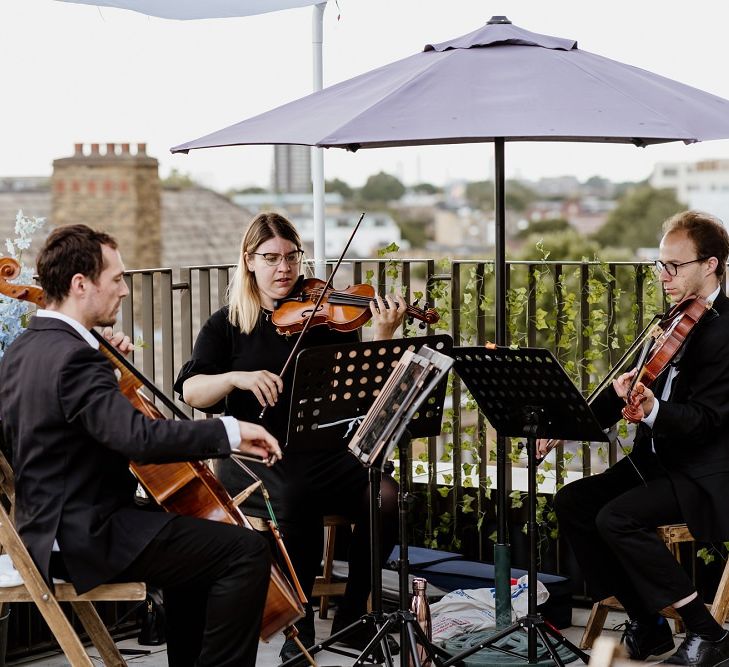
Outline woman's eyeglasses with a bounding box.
[251,250,304,266]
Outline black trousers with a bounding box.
[112,515,270,667]
[278,450,399,620]
[554,453,695,615]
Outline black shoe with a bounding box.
[330,614,400,657]
[279,605,315,665]
[661,631,729,667]
[279,637,307,665]
[621,616,675,660]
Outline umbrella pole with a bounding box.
[493,137,512,628]
[311,2,327,280]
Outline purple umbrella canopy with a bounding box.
[172,18,729,153]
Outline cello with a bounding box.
[0,256,305,641]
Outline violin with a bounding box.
[272,276,440,335]
[622,295,712,423]
[0,256,305,640]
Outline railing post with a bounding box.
[579,264,591,477]
[160,270,174,414]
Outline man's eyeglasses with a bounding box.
[251,250,304,267]
[653,257,709,277]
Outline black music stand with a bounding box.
[445,345,609,667]
[280,335,453,667]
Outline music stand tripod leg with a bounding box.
[392,430,454,666]
[440,426,589,667]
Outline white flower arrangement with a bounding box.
[0,211,46,359]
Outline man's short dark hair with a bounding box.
[663,211,729,281]
[37,224,118,304]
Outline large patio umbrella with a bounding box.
[171,15,729,624]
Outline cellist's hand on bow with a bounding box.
[371,293,407,340]
[100,327,134,356]
[236,421,282,466]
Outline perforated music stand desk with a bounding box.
[448,345,608,667]
[453,345,608,442]
[286,334,453,453]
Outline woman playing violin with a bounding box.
[547,212,729,667]
[174,212,406,661]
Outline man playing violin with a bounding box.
[0,224,282,667]
[174,212,406,662]
[542,211,729,667]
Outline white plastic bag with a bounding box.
[430,575,549,641]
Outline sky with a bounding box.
[3,0,729,192]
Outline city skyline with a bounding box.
[3,1,729,192]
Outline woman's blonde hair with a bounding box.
[228,212,303,334]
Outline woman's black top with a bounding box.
[174,306,358,517]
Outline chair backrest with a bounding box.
[0,448,144,666]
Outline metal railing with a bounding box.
[117,258,670,560]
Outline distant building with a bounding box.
[650,159,729,224]
[522,196,615,237]
[295,212,408,258]
[523,175,582,199]
[433,207,495,251]
[1,144,255,270]
[231,191,343,217]
[52,143,161,269]
[272,145,311,194]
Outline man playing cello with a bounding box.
[0,224,282,667]
[543,211,729,666]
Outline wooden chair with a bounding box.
[0,451,146,666]
[580,523,729,650]
[312,515,351,619]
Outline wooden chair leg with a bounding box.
[668,543,685,634]
[72,600,128,667]
[581,601,610,650]
[319,522,337,619]
[710,558,729,624]
[35,596,95,666]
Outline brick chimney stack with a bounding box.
[51,143,161,269]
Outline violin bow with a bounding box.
[536,312,662,462]
[259,212,367,419]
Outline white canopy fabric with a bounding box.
[55,0,323,19]
[55,0,330,278]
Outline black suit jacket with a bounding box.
[591,290,729,541]
[0,317,232,593]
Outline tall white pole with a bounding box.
[311,2,326,279]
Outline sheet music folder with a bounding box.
[452,345,609,442]
[286,334,453,453]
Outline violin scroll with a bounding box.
[0,257,45,307]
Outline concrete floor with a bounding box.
[7,606,685,666]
